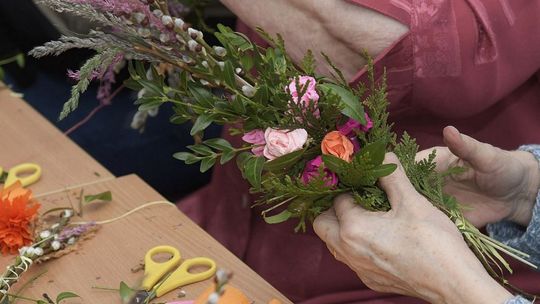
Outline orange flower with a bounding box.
[321,131,355,162]
[0,182,40,255]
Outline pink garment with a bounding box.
[179,0,540,302]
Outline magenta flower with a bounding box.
[337,114,374,135]
[336,114,373,153]
[301,156,338,187]
[242,129,266,156]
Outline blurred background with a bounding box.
[0,0,233,201]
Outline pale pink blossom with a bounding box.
[263,128,308,160]
[242,129,266,156]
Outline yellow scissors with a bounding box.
[129,245,217,304]
[0,163,41,188]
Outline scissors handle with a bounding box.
[155,257,217,297]
[4,163,42,188]
[142,246,182,291]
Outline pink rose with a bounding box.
[263,128,308,160]
[287,76,320,118]
[242,129,265,156]
[301,156,338,187]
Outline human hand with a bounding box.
[416,126,540,227]
[313,153,513,304]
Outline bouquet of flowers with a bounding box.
[30,0,536,296]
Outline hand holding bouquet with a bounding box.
[30,0,537,297]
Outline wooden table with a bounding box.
[0,88,291,303]
[1,175,290,303]
[0,88,114,197]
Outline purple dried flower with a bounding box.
[57,222,97,242]
[97,53,124,105]
[67,69,101,81]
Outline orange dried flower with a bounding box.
[0,182,40,255]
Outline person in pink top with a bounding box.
[179,1,540,302]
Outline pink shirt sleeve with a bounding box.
[349,0,540,119]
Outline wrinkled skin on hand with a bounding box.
[313,153,513,304]
[416,126,540,227]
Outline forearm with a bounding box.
[220,0,407,79]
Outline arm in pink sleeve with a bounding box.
[412,0,540,116]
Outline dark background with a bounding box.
[0,0,234,201]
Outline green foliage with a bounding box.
[319,83,367,125]
[55,292,80,303]
[243,156,265,190]
[119,281,136,303]
[84,191,112,204]
[0,53,25,81]
[264,149,306,173]
[59,49,120,120]
[322,140,397,188]
[173,138,237,172]
[263,209,292,224]
[352,187,391,211]
[2,291,80,304]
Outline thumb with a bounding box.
[378,153,417,209]
[333,193,371,224]
[443,126,497,170]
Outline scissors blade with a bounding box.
[128,290,152,304]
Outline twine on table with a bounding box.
[71,200,174,225]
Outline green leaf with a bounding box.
[173,152,201,165]
[222,61,236,88]
[220,150,236,164]
[236,152,252,174]
[240,55,254,71]
[15,53,25,67]
[264,149,305,173]
[84,191,112,204]
[169,114,190,125]
[371,163,397,178]
[187,144,214,156]
[119,281,136,303]
[123,78,143,91]
[56,292,80,303]
[189,86,214,108]
[320,83,366,125]
[231,95,247,114]
[244,156,265,189]
[203,138,233,151]
[263,209,292,224]
[200,157,217,173]
[253,85,270,105]
[321,154,349,174]
[37,301,48,304]
[357,139,387,166]
[190,114,213,135]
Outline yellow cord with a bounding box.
[71,200,174,225]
